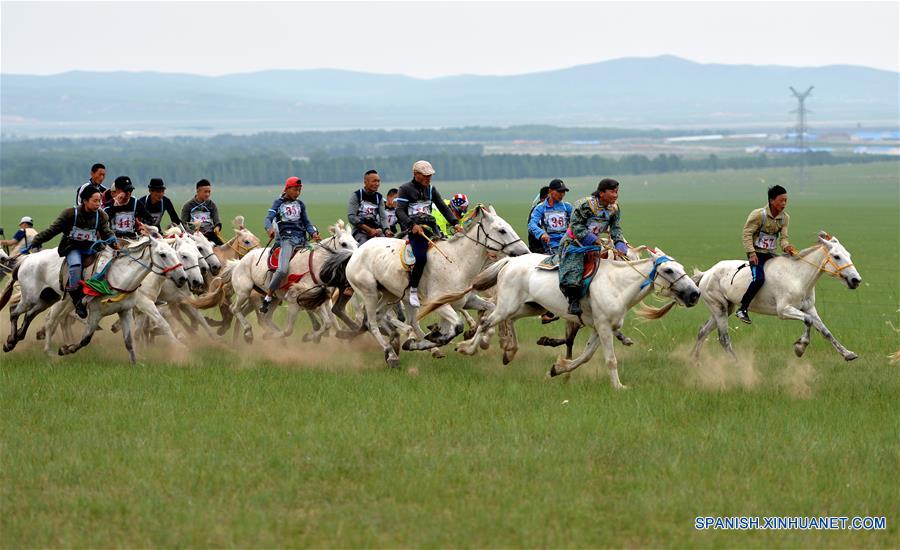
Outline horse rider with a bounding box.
[137,178,182,231]
[181,179,223,245]
[348,169,393,245]
[395,160,462,307]
[384,188,401,235]
[529,179,573,255]
[433,193,470,236]
[527,185,551,253]
[104,176,147,244]
[74,162,108,207]
[735,184,797,324]
[260,177,320,313]
[25,187,117,319]
[558,178,629,316]
[0,216,38,259]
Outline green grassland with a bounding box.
[1,162,898,547]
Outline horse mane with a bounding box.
[446,203,489,242]
[319,249,354,288]
[162,227,182,237]
[796,243,825,258]
[124,236,151,251]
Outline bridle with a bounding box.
[224,233,258,258]
[794,244,855,280]
[461,218,523,255]
[117,240,184,277]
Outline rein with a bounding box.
[794,244,855,279]
[461,218,524,254]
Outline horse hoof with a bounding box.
[57,347,67,356]
[36,329,46,340]
[793,342,807,357]
[463,329,476,340]
[385,352,400,369]
[401,338,415,351]
[548,365,560,377]
[844,352,859,362]
[620,336,634,347]
[424,331,441,343]
[243,330,253,344]
[536,336,550,346]
[3,341,15,353]
[216,327,229,336]
[430,348,445,359]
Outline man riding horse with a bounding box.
[558,178,629,316]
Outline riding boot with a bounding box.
[69,288,88,319]
[563,286,582,316]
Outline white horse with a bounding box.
[691,231,862,361]
[2,236,187,362]
[336,204,529,367]
[422,247,700,389]
[128,233,209,341]
[228,220,358,343]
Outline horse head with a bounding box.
[188,231,221,275]
[170,234,205,292]
[817,231,861,289]
[463,204,530,257]
[147,237,188,288]
[645,247,701,307]
[327,218,358,252]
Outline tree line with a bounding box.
[0,150,890,188]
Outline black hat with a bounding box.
[548,179,569,192]
[113,176,134,192]
[148,178,166,190]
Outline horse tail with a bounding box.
[0,264,19,311]
[187,277,226,309]
[295,284,332,310]
[417,258,510,320]
[691,268,706,286]
[319,249,354,289]
[218,259,238,284]
[634,300,677,320]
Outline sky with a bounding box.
[1,1,898,78]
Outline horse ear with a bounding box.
[487,205,496,214]
[817,230,832,243]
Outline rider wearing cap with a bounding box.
[1,216,38,259]
[558,178,629,316]
[528,179,573,255]
[27,187,117,318]
[395,160,462,307]
[137,178,182,231]
[433,193,470,237]
[104,176,148,243]
[735,184,797,324]
[348,170,392,245]
[181,179,223,245]
[260,177,320,313]
[74,163,108,207]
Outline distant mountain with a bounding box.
[2,55,897,136]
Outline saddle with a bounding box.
[58,252,103,291]
[267,246,302,271]
[398,238,444,272]
[535,250,601,284]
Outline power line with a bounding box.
[789,86,814,188]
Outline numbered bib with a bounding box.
[147,212,163,226]
[409,201,432,217]
[358,200,378,219]
[113,212,135,233]
[755,231,777,251]
[191,211,213,227]
[279,202,302,222]
[588,219,609,235]
[385,209,398,227]
[70,227,97,242]
[543,211,568,232]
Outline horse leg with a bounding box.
[794,319,813,357]
[331,292,361,333]
[565,321,580,360]
[41,301,67,356]
[229,291,254,343]
[360,288,400,367]
[614,329,634,347]
[501,320,520,365]
[400,301,440,351]
[548,330,601,377]
[597,327,627,390]
[781,305,857,361]
[59,308,102,356]
[712,304,736,358]
[691,317,716,359]
[118,309,137,364]
[180,303,218,340]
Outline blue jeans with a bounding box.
[267,236,305,292]
[66,248,91,291]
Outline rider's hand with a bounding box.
[312,233,321,242]
[385,230,394,238]
[411,224,424,236]
[453,225,463,234]
[541,234,551,244]
[614,241,629,257]
[784,245,797,256]
[748,253,759,266]
[267,228,275,239]
[19,245,31,255]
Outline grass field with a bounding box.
[1,162,899,546]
